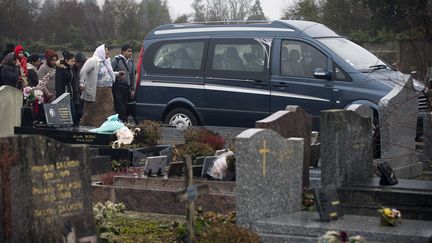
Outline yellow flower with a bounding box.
[383,208,392,217]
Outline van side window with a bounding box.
[213,43,265,72]
[153,42,204,70]
[281,40,327,78]
[334,64,351,81]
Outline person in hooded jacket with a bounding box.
[27,54,42,87]
[55,51,75,97]
[79,44,122,127]
[1,53,19,88]
[71,53,87,125]
[14,45,28,90]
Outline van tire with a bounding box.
[164,108,198,129]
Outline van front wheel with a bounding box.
[164,108,198,129]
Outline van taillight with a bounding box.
[135,45,144,91]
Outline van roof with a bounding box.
[146,20,340,39]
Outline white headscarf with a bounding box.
[93,44,115,81]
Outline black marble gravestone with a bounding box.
[0,135,96,242]
[44,93,73,127]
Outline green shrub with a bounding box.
[173,141,214,161]
[184,128,225,150]
[93,201,126,243]
[132,120,162,146]
[111,159,130,172]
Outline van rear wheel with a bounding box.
[165,108,197,129]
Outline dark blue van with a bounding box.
[135,20,427,129]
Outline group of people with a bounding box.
[0,43,137,128]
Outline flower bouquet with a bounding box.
[377,207,402,226]
[318,230,366,243]
[23,86,44,108]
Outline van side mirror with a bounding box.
[313,68,332,80]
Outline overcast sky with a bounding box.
[166,0,288,21]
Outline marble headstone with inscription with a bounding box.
[235,129,303,228]
[320,110,373,187]
[44,93,73,127]
[378,76,421,178]
[256,105,312,189]
[0,135,96,243]
[0,86,22,137]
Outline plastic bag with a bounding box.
[90,114,125,133]
[208,150,234,180]
[112,126,134,148]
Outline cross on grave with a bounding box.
[259,140,271,177]
[0,143,19,239]
[176,155,209,243]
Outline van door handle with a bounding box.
[273,82,289,87]
[251,80,268,86]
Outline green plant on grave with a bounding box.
[173,141,214,161]
[175,208,237,242]
[93,201,126,243]
[132,120,162,146]
[111,159,130,172]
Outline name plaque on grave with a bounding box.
[314,187,344,221]
[31,160,84,223]
[44,93,73,127]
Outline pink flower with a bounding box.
[23,86,33,97]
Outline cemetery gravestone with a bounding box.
[255,105,312,189]
[423,112,432,163]
[0,86,22,137]
[378,76,422,178]
[44,93,73,127]
[236,128,303,228]
[0,135,96,243]
[320,110,373,187]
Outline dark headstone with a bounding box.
[320,110,373,187]
[0,135,96,242]
[167,161,184,177]
[44,93,73,127]
[131,145,173,167]
[90,156,112,175]
[235,128,303,228]
[143,155,167,176]
[314,186,343,221]
[256,106,312,189]
[379,76,421,178]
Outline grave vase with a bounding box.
[379,214,396,226]
[21,106,33,127]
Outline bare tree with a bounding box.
[248,0,266,21]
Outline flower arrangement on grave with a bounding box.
[318,230,366,243]
[93,201,126,242]
[377,207,402,226]
[23,86,44,108]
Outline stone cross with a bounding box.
[236,129,303,228]
[176,155,209,243]
[259,140,270,176]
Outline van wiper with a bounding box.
[369,64,388,71]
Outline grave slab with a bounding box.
[252,211,432,243]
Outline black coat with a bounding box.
[55,61,74,98]
[1,65,19,87]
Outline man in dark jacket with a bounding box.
[1,53,19,88]
[111,44,136,123]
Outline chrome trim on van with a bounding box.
[140,80,330,102]
[154,27,294,35]
[271,91,330,102]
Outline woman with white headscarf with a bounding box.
[79,44,122,127]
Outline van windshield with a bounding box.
[317,37,386,71]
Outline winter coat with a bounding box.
[55,60,74,98]
[0,53,19,87]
